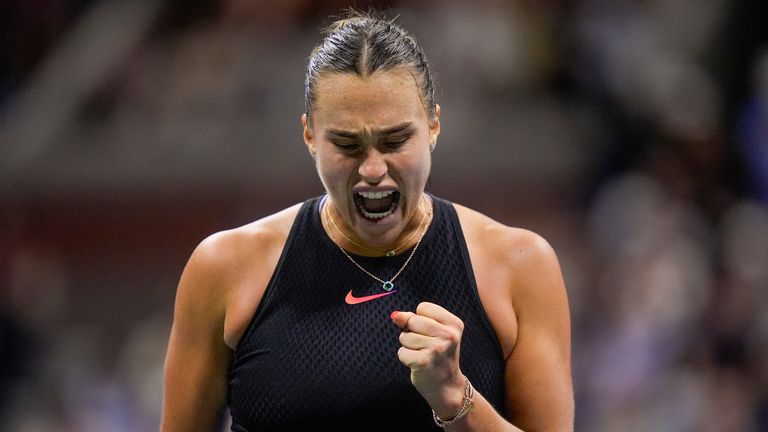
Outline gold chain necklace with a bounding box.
[322,195,432,292]
[326,197,428,257]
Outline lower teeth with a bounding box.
[360,206,395,219]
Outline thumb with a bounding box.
[390,310,416,330]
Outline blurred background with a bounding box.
[1,0,767,430]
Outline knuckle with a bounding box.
[405,314,418,328]
[397,346,407,359]
[433,340,449,355]
[416,302,429,315]
[398,332,408,345]
[437,327,459,344]
[414,356,431,369]
[455,318,465,332]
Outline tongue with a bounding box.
[363,196,393,213]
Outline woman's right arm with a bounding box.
[161,234,234,431]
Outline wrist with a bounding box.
[431,376,474,428]
[430,377,465,417]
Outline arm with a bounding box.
[161,235,233,432]
[502,232,573,430]
[391,231,573,431]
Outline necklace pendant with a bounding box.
[386,250,396,257]
[382,281,394,291]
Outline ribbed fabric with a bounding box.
[228,195,505,432]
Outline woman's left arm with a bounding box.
[391,232,573,431]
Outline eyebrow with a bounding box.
[324,122,414,139]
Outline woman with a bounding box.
[162,12,573,432]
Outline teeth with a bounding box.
[354,190,398,220]
[358,190,394,199]
[360,206,396,219]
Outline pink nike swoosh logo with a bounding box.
[345,290,398,305]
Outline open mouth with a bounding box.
[353,190,401,220]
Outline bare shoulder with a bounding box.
[451,202,563,301]
[193,203,303,265]
[179,202,304,307]
[452,203,556,266]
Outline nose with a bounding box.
[358,147,388,184]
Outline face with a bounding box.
[302,68,441,248]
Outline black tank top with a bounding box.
[228,196,505,431]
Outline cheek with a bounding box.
[403,150,432,187]
[316,154,353,193]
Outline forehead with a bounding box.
[312,68,427,131]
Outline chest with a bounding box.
[228,245,503,431]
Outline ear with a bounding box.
[302,113,316,158]
[429,104,441,146]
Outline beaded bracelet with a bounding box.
[432,377,474,428]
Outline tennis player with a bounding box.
[162,12,573,432]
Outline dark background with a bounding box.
[2,0,767,430]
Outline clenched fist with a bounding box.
[391,302,468,418]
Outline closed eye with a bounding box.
[382,136,409,151]
[332,140,361,153]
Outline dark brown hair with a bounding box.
[304,11,437,124]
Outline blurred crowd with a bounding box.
[1,0,767,431]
